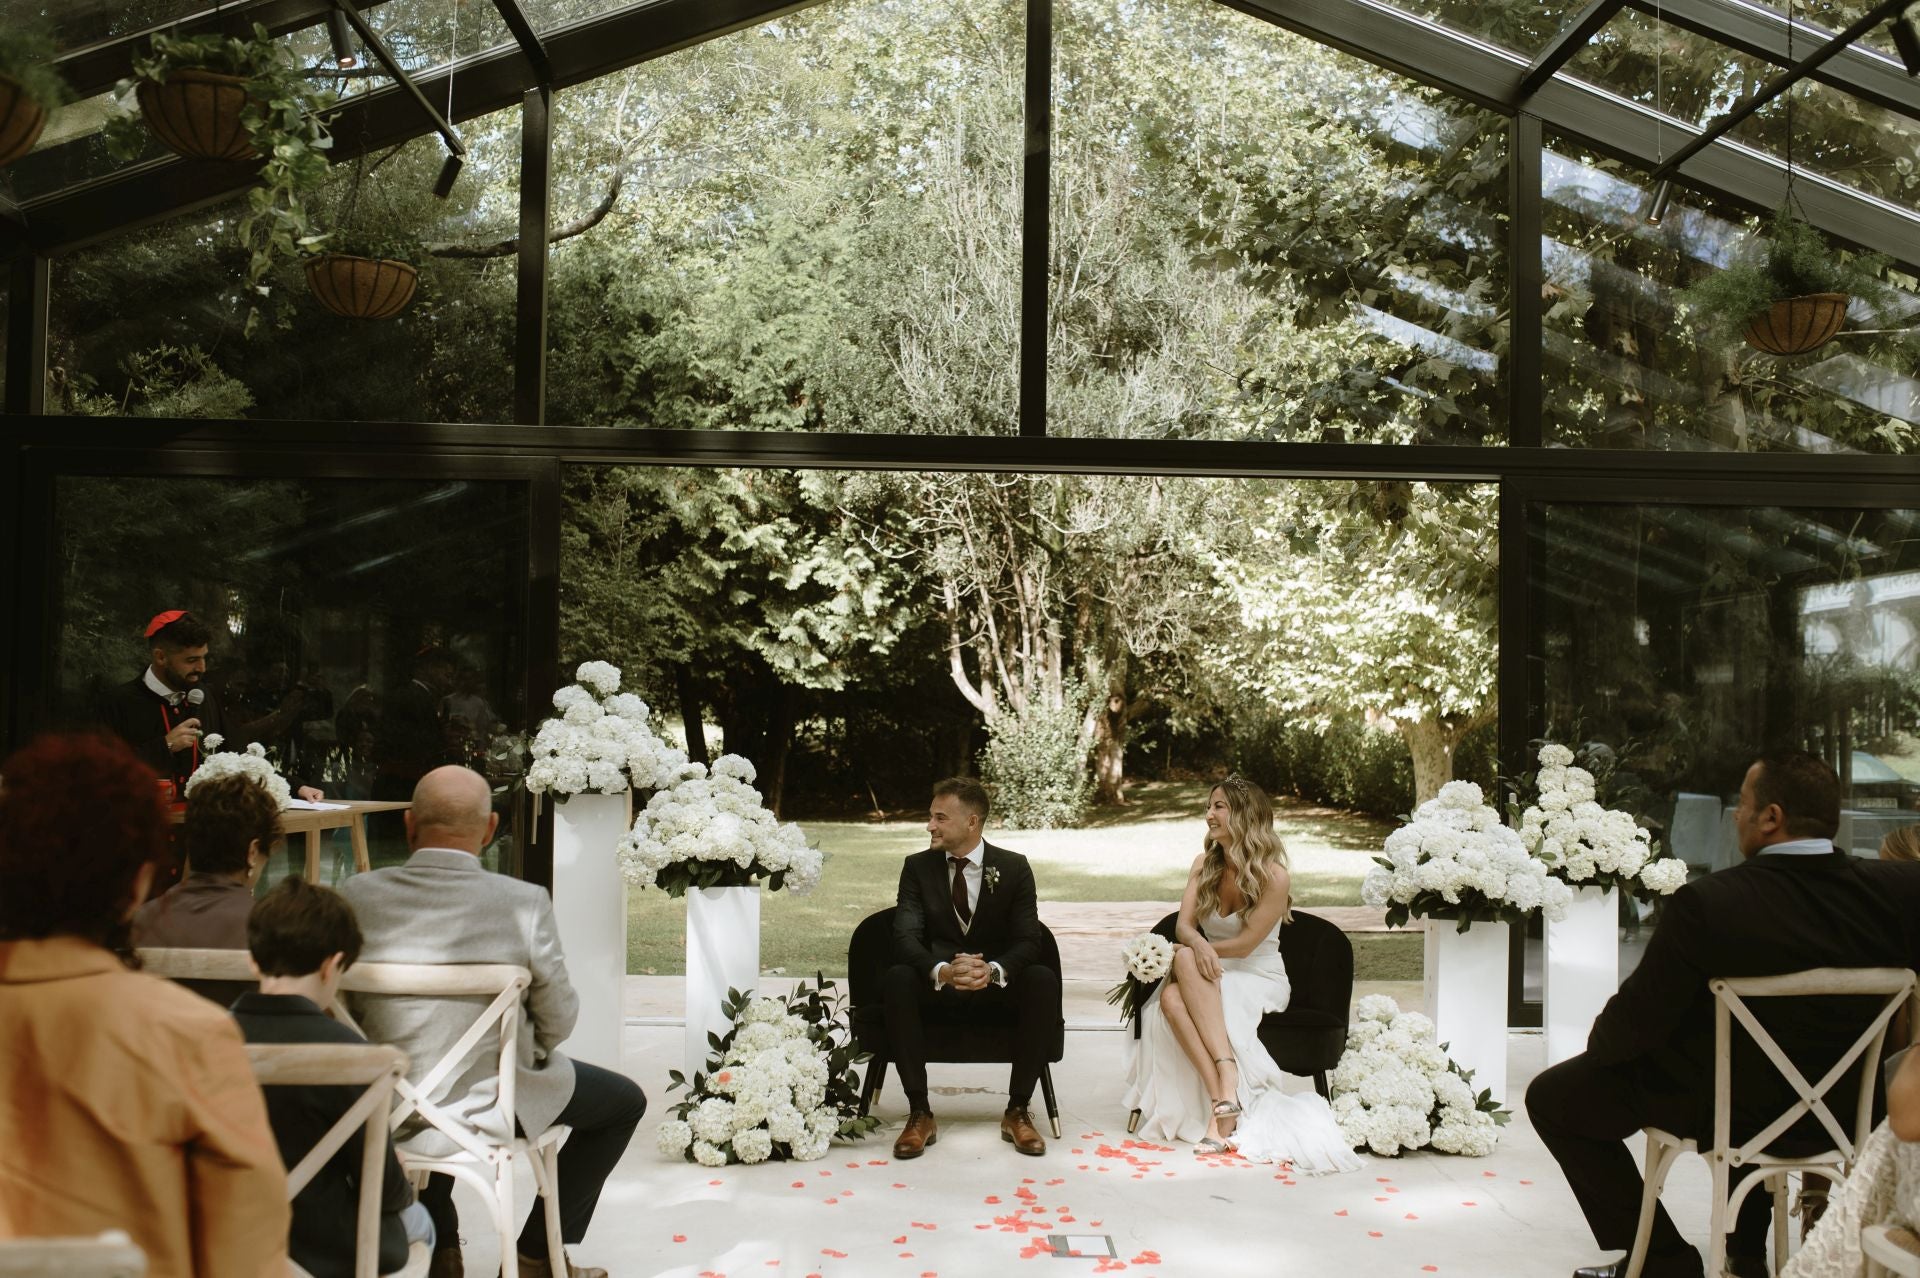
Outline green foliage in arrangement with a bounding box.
[104,24,336,334]
[0,24,71,111]
[1677,204,1893,337]
[314,223,423,266]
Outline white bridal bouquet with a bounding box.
[617,754,824,897]
[1105,931,1175,1025]
[1362,780,1573,932]
[655,980,881,1166]
[1517,743,1688,899]
[184,737,292,809]
[525,661,694,798]
[1329,995,1508,1157]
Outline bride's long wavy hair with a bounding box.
[1194,774,1291,923]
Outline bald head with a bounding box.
[405,766,496,854]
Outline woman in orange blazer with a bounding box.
[0,733,288,1278]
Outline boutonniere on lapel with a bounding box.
[983,866,1001,894]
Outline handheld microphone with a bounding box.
[185,688,205,708]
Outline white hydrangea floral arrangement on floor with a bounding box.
[525,661,696,799]
[1362,780,1573,933]
[185,737,292,809]
[1329,995,1509,1157]
[1516,743,1688,898]
[655,979,881,1166]
[618,753,823,897]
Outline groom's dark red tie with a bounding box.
[949,855,972,929]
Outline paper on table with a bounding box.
[284,799,351,811]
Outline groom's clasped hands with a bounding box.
[937,952,993,991]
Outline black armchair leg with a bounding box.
[1038,1064,1061,1139]
[861,1058,889,1116]
[1313,1070,1329,1100]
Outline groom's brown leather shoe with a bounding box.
[1001,1106,1046,1156]
[893,1110,938,1159]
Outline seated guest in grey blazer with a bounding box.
[232,877,434,1278]
[339,766,644,1278]
[133,772,280,1006]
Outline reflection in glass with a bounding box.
[1052,0,1507,443]
[47,102,522,425]
[1541,135,1920,453]
[544,0,1024,433]
[1529,501,1920,986]
[1360,0,1579,53]
[49,475,531,881]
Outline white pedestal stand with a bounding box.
[551,791,631,1071]
[1544,885,1620,1067]
[685,885,762,1081]
[1423,919,1511,1107]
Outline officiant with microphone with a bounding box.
[97,610,324,803]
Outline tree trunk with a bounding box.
[674,663,709,767]
[1398,716,1457,807]
[1092,693,1130,806]
[761,683,796,818]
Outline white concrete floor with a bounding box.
[437,1024,1727,1278]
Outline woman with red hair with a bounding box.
[0,732,288,1277]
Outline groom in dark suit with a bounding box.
[884,776,1058,1160]
[1529,750,1920,1278]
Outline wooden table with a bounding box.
[170,799,413,882]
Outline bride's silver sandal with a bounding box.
[1210,1057,1243,1121]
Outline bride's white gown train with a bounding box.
[1123,910,1363,1175]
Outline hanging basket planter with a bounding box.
[1742,292,1850,356]
[135,68,257,162]
[305,254,419,319]
[0,74,49,168]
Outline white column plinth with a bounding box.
[551,791,631,1071]
[1423,919,1511,1107]
[1544,885,1620,1067]
[685,885,762,1081]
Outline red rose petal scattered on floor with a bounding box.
[1089,1221,1102,1228]
[869,1160,887,1165]
[1077,1164,1089,1170]
[1386,1186,1400,1193]
[791,1181,805,1189]
[975,1224,991,1231]
[1374,1196,1389,1202]
[1462,1202,1477,1207]
[1131,1253,1161,1266]
[893,1183,908,1189]
[1046,1178,1064,1185]
[895,1237,908,1245]
[819,1249,847,1259]
[898,1253,913,1260]
[1377,1177,1392,1183]
[824,1198,838,1205]
[847,1162,860,1168]
[1405,1213,1419,1220]
[1022,1178,1035,1185]
[673,1235,687,1242]
[1423,1268,1439,1273]
[912,1222,937,1230]
[1334,1210,1348,1217]
[1072,1148,1085,1155]
[709,1179,723,1186]
[985,1195,1001,1204]
[1519,1179,1533,1185]
[1368,1231,1383,1239]
[1482,1171,1497,1177]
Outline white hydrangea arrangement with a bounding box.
[525,661,695,799]
[655,980,881,1166]
[184,737,292,809]
[1517,743,1688,899]
[1329,995,1508,1157]
[617,753,824,897]
[1362,780,1574,932]
[1105,931,1175,1025]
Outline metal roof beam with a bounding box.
[1623,0,1920,124]
[490,0,554,85]
[1519,0,1628,99]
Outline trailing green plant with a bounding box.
[1677,203,1892,339]
[0,24,71,112]
[104,24,336,335]
[315,223,423,266]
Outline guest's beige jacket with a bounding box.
[0,936,289,1277]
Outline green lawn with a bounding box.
[627,784,1421,979]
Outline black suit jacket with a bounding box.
[1588,850,1920,1151]
[96,674,229,787]
[231,993,411,1278]
[892,843,1045,982]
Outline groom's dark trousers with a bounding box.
[1527,850,1920,1276]
[882,843,1056,1106]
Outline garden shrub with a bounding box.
[980,696,1094,829]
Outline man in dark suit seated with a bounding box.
[884,776,1059,1160]
[1529,750,1920,1278]
[231,877,433,1278]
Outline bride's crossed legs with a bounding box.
[1159,946,1242,1144]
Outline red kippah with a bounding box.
[145,610,189,638]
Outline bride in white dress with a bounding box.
[1123,775,1362,1174]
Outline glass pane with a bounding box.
[1541,134,1920,453]
[563,466,1493,978]
[9,0,213,53]
[1748,0,1904,59]
[1565,9,1920,208]
[544,0,1024,433]
[1053,0,1508,443]
[48,474,533,881]
[1531,501,1920,980]
[47,101,522,424]
[8,2,511,203]
[1368,0,1582,53]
